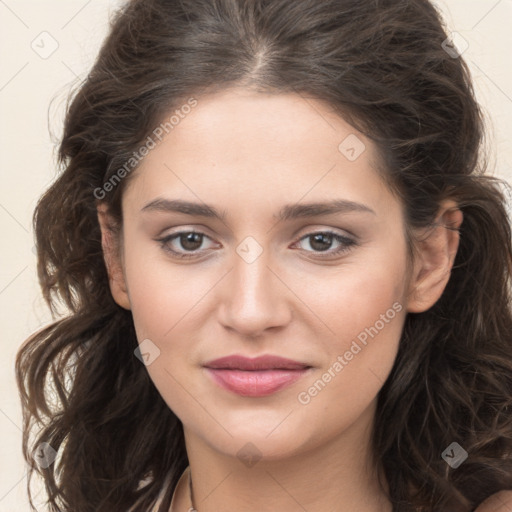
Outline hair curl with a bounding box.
[16,0,512,510]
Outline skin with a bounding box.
[98,87,466,511]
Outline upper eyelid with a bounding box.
[159,226,353,239]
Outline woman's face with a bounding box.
[113,88,414,461]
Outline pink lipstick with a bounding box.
[203,355,311,397]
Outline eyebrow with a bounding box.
[140,198,376,221]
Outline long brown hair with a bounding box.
[16,0,512,510]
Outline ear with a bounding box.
[406,200,463,313]
[97,203,131,310]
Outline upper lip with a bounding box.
[203,355,310,371]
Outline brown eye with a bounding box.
[156,230,217,259]
[294,231,357,257]
[179,232,204,251]
[309,233,335,252]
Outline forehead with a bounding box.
[155,88,368,157]
[124,87,395,219]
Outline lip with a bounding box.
[204,355,310,371]
[203,355,311,397]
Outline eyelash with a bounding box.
[155,229,357,260]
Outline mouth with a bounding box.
[203,355,312,397]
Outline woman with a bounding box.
[16,0,512,510]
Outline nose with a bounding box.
[217,247,293,338]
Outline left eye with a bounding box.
[293,231,356,256]
[156,230,356,259]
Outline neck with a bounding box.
[181,401,392,512]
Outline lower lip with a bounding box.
[205,368,309,397]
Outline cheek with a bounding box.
[291,250,408,411]
[122,242,213,342]
[315,295,404,408]
[122,249,210,422]
[294,249,407,350]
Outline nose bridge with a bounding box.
[218,237,291,335]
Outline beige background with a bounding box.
[1,1,511,510]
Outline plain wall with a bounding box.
[1,1,511,510]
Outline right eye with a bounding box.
[155,230,220,259]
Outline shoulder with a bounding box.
[475,491,512,512]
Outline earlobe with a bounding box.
[97,203,131,310]
[406,200,463,314]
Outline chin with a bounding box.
[191,413,329,464]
